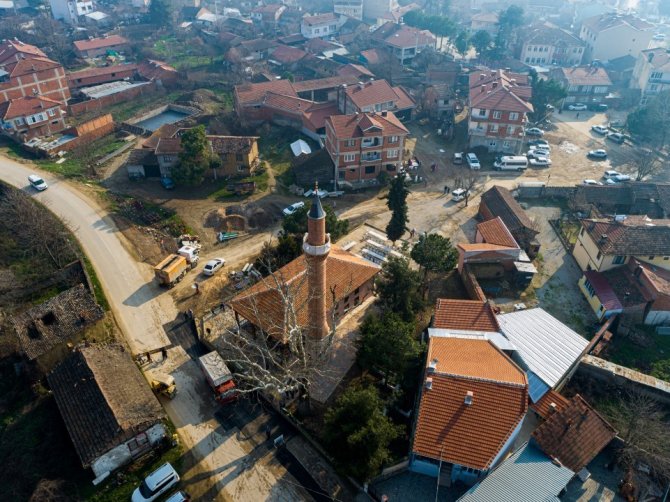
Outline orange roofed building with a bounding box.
[410,336,528,485]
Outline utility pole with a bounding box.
[435,447,444,502]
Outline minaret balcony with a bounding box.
[303,233,331,256]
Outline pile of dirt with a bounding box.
[203,209,247,231]
[226,203,276,229]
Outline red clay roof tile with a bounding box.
[433,299,500,332]
[477,217,519,248]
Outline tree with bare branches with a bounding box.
[628,148,663,181]
[453,168,481,206]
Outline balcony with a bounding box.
[361,153,381,162]
[361,138,382,149]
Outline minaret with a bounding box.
[303,183,331,340]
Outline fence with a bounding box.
[68,82,157,116]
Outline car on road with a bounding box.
[603,170,621,179]
[527,148,550,159]
[583,179,603,185]
[591,125,609,135]
[587,149,608,159]
[568,103,588,111]
[203,258,225,276]
[528,139,549,147]
[451,188,470,202]
[529,156,552,167]
[614,174,632,182]
[607,132,625,144]
[525,127,545,137]
[160,177,175,190]
[282,201,305,216]
[27,174,48,191]
[466,153,481,170]
[132,463,180,502]
[529,144,551,152]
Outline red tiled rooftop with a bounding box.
[0,96,62,120]
[67,64,137,81]
[235,80,297,106]
[74,35,129,52]
[433,299,500,332]
[270,44,307,64]
[477,217,519,248]
[326,111,408,139]
[583,271,623,311]
[0,39,47,64]
[530,389,569,419]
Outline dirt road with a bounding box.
[0,156,310,501]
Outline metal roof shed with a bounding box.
[497,308,588,400]
[458,442,575,502]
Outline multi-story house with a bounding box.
[550,66,612,109]
[374,23,436,65]
[363,0,398,21]
[0,40,70,105]
[579,13,654,62]
[470,12,499,37]
[324,111,408,184]
[519,23,586,66]
[631,48,670,105]
[49,0,94,24]
[300,13,345,39]
[467,70,533,154]
[0,95,66,141]
[333,0,363,21]
[335,79,415,121]
[250,4,286,29]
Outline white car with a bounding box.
[526,149,550,159]
[529,144,551,153]
[27,174,48,191]
[525,127,545,137]
[587,149,608,159]
[603,170,620,179]
[591,125,609,135]
[451,188,470,202]
[165,491,190,502]
[529,157,552,167]
[466,153,480,170]
[132,463,180,502]
[282,201,305,216]
[203,258,225,276]
[583,179,603,185]
[568,103,588,111]
[615,174,632,182]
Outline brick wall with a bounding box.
[68,81,157,116]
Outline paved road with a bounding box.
[0,156,310,501]
[0,157,173,354]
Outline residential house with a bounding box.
[519,23,586,66]
[468,70,533,154]
[531,394,616,472]
[154,137,182,176]
[550,65,612,109]
[269,44,308,68]
[362,0,398,22]
[66,63,137,89]
[568,182,670,219]
[470,12,499,37]
[74,35,129,58]
[336,63,374,80]
[333,0,363,21]
[335,79,415,120]
[374,23,436,64]
[497,308,589,402]
[410,336,528,485]
[479,186,540,256]
[458,442,575,502]
[604,54,637,86]
[49,0,94,24]
[631,48,670,105]
[137,60,179,87]
[0,40,70,105]
[48,344,167,483]
[208,135,260,177]
[579,13,654,62]
[572,216,670,273]
[338,17,371,45]
[250,3,286,29]
[11,284,104,363]
[0,95,67,141]
[324,111,408,184]
[300,12,345,39]
[232,39,279,63]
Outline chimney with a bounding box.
[464,391,474,405]
[492,82,498,89]
[490,70,495,76]
[479,73,485,80]
[427,358,438,372]
[425,377,433,390]
[600,234,608,242]
[480,84,486,93]
[548,402,557,414]
[381,111,387,117]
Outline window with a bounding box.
[489,124,498,132]
[47,109,55,117]
[509,112,519,120]
[650,84,658,91]
[388,149,398,158]
[594,86,608,93]
[344,153,355,162]
[651,71,663,79]
[338,170,345,179]
[493,110,502,119]
[163,156,173,162]
[13,118,23,126]
[582,85,592,92]
[314,28,320,33]
[525,58,530,63]
[235,153,244,161]
[389,135,399,143]
[345,139,356,147]
[364,165,375,174]
[613,255,625,264]
[329,24,336,31]
[374,103,382,112]
[584,278,596,297]
[478,108,487,117]
[237,165,246,172]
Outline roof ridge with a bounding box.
[434,371,527,388]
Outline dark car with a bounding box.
[160,177,176,189]
[606,132,625,144]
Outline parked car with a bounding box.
[27,174,48,191]
[528,139,549,147]
[603,170,621,179]
[203,258,225,276]
[615,174,632,182]
[132,463,180,502]
[451,188,470,202]
[591,103,608,112]
[591,125,609,135]
[525,127,545,137]
[160,177,175,190]
[568,103,588,111]
[587,149,608,159]
[452,152,463,165]
[529,144,551,152]
[527,149,550,159]
[607,132,625,144]
[466,153,480,170]
[529,156,552,167]
[583,179,603,185]
[165,491,190,502]
[282,201,305,216]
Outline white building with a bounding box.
[334,0,363,21]
[49,0,94,24]
[300,12,345,39]
[579,13,654,62]
[520,23,586,67]
[362,0,397,22]
[631,48,670,105]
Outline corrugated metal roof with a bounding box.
[498,308,588,389]
[427,328,516,351]
[458,442,575,502]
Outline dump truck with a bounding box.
[198,351,237,405]
[154,254,189,288]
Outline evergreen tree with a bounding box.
[410,233,458,280]
[149,0,173,27]
[385,175,409,243]
[375,256,423,321]
[173,125,210,186]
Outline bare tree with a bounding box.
[628,148,663,181]
[453,169,482,206]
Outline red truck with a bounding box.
[198,351,237,405]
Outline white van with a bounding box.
[452,188,470,202]
[466,153,480,170]
[493,156,528,171]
